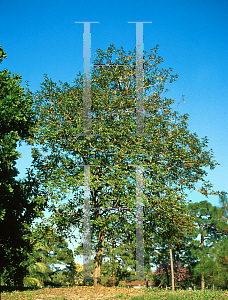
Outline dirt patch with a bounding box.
[1,286,147,299]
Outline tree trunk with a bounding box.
[146,272,148,288]
[201,273,205,290]
[176,250,180,269]
[93,229,105,288]
[112,239,115,278]
[169,245,175,291]
[201,232,205,290]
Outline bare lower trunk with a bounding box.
[201,273,205,290]
[112,239,115,278]
[201,232,205,290]
[93,229,105,288]
[169,245,175,291]
[146,272,148,288]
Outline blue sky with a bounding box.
[1,0,228,267]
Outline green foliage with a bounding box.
[23,277,43,289]
[0,46,47,286]
[23,262,52,289]
[29,44,220,285]
[153,262,191,289]
[184,197,228,289]
[20,222,83,288]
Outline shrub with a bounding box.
[118,280,126,287]
[153,262,191,289]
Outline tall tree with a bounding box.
[0,46,47,286]
[193,236,228,290]
[30,44,219,287]
[201,193,228,289]
[187,200,226,290]
[215,191,228,236]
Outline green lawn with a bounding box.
[125,289,228,300]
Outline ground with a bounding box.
[1,286,228,300]
[1,286,146,300]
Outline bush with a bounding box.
[107,276,118,287]
[81,278,94,286]
[153,262,191,289]
[118,280,126,287]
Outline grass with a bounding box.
[127,288,228,300]
[1,286,228,300]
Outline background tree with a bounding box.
[100,227,136,285]
[22,222,81,288]
[29,44,219,287]
[0,46,47,287]
[145,195,195,290]
[187,200,226,290]
[193,236,228,290]
[23,258,52,289]
[214,191,228,236]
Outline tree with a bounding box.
[201,193,228,290]
[193,236,228,290]
[144,197,195,290]
[0,46,48,286]
[187,199,227,290]
[29,44,219,287]
[99,227,136,285]
[153,261,191,289]
[22,222,81,288]
[215,191,228,236]
[23,260,52,289]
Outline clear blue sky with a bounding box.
[1,0,228,266]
